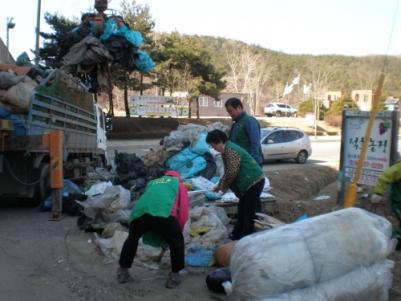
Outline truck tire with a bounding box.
[34,163,51,205]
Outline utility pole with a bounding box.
[314,92,317,139]
[35,0,42,66]
[6,17,15,63]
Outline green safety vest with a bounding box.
[129,176,179,248]
[130,176,179,222]
[226,141,263,194]
[230,113,252,153]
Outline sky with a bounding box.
[1,0,400,60]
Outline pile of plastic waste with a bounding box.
[57,13,154,93]
[79,123,248,268]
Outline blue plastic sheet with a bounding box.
[204,191,221,201]
[41,180,81,211]
[134,50,155,72]
[166,147,207,180]
[100,18,143,47]
[0,107,10,118]
[7,114,27,136]
[190,132,209,155]
[293,213,309,223]
[185,246,214,267]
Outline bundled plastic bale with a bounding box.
[3,80,36,111]
[261,260,394,301]
[230,208,395,300]
[0,71,27,89]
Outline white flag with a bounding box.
[303,83,311,95]
[283,82,293,97]
[292,75,300,85]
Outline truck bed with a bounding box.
[5,91,99,155]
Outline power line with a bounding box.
[382,0,400,72]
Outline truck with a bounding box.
[0,68,107,202]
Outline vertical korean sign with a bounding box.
[340,110,399,187]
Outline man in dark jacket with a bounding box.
[225,97,264,166]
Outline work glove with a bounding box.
[371,193,383,204]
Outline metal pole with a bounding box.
[343,74,385,208]
[35,0,42,66]
[6,17,15,64]
[6,19,9,50]
[314,94,317,139]
[49,131,64,220]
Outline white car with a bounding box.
[264,103,298,117]
[260,127,312,163]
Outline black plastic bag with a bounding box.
[205,267,231,294]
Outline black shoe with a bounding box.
[165,272,181,289]
[117,268,132,284]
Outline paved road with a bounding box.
[107,137,342,171]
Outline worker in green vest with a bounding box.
[206,129,265,240]
[372,161,401,235]
[225,97,264,166]
[117,171,189,288]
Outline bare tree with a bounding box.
[223,44,274,115]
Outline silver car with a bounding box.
[260,127,312,164]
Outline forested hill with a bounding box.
[190,34,401,102]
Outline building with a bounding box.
[0,38,15,64]
[323,91,342,108]
[351,90,374,111]
[190,92,251,117]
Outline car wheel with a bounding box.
[296,150,308,164]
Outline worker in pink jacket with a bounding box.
[118,170,189,288]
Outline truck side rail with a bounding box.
[27,92,98,135]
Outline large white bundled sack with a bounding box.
[261,260,394,301]
[230,208,395,300]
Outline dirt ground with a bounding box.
[1,165,401,300]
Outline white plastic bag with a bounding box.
[94,230,128,259]
[85,181,113,196]
[230,208,395,300]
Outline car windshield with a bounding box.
[261,128,273,138]
[277,104,287,108]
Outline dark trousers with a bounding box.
[119,214,185,273]
[232,178,265,240]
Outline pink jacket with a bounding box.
[165,171,189,231]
